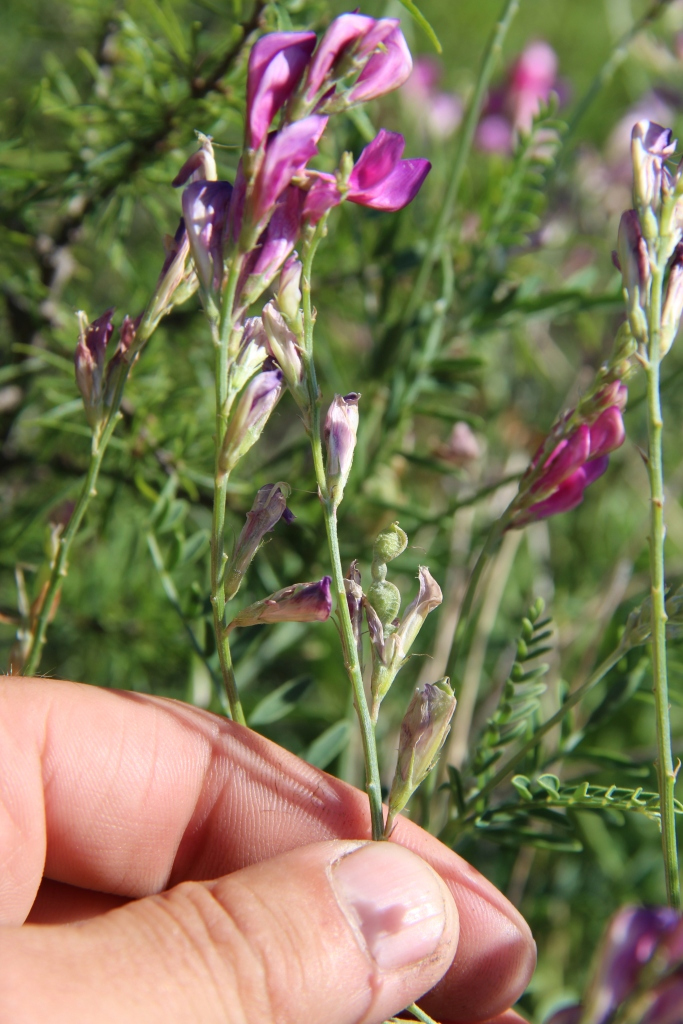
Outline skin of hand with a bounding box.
[0,677,535,1024]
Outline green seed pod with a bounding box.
[367,579,401,629]
[372,522,408,568]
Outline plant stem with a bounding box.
[301,226,385,841]
[210,259,246,725]
[645,256,681,910]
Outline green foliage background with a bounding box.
[3,0,683,1019]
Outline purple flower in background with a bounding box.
[250,115,327,228]
[181,180,233,293]
[246,31,317,150]
[304,129,431,222]
[304,13,401,103]
[227,576,332,632]
[510,406,626,528]
[401,56,463,140]
[477,40,561,154]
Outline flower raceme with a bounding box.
[509,405,626,529]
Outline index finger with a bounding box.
[0,676,534,1023]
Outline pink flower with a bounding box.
[246,32,317,151]
[250,115,327,227]
[510,406,626,528]
[238,187,303,307]
[304,129,431,222]
[348,25,412,103]
[401,57,463,140]
[304,13,400,102]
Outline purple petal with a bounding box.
[348,26,413,103]
[305,14,375,99]
[349,129,405,191]
[253,115,327,225]
[518,468,588,525]
[246,32,317,150]
[582,454,609,486]
[589,407,625,459]
[531,425,590,496]
[84,308,115,362]
[303,173,341,223]
[349,157,431,212]
[181,180,233,291]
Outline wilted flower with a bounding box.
[227,576,332,632]
[344,560,364,667]
[181,180,233,294]
[145,219,196,330]
[304,129,431,222]
[324,392,360,507]
[369,566,443,720]
[224,482,295,602]
[277,253,302,320]
[172,133,217,186]
[219,368,283,475]
[262,300,307,408]
[385,678,456,833]
[631,120,676,214]
[509,405,626,529]
[74,308,114,429]
[615,209,650,341]
[662,243,683,355]
[246,31,317,152]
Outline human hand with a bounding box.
[0,677,534,1023]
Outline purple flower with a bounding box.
[250,115,327,229]
[224,482,295,602]
[401,57,463,140]
[181,180,233,293]
[262,300,306,408]
[304,14,401,103]
[246,32,317,151]
[476,40,561,153]
[510,406,626,528]
[348,25,412,104]
[238,186,303,306]
[304,129,431,222]
[219,368,283,475]
[631,120,677,211]
[324,392,360,506]
[74,308,115,427]
[227,576,332,632]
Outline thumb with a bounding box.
[3,840,459,1024]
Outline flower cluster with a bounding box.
[547,906,683,1024]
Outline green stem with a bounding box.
[442,643,627,840]
[399,0,521,329]
[301,226,385,842]
[645,257,681,909]
[210,259,246,725]
[20,328,147,676]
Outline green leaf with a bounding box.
[305,720,351,770]
[178,531,210,566]
[248,676,311,726]
[396,0,442,53]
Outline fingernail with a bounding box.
[331,842,448,972]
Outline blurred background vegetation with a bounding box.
[3,0,683,1019]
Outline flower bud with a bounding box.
[277,254,302,321]
[386,678,456,833]
[631,120,676,215]
[231,317,269,393]
[145,219,197,331]
[181,180,233,295]
[74,308,115,430]
[224,482,295,602]
[324,392,360,507]
[262,300,307,409]
[227,576,332,632]
[662,244,683,356]
[219,368,283,475]
[172,133,217,187]
[616,209,650,342]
